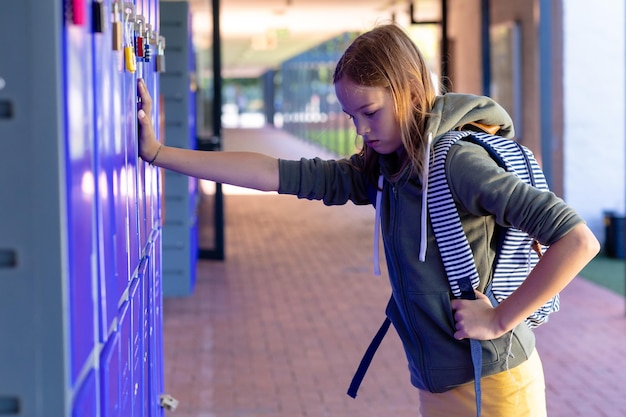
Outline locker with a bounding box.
[150,234,165,417]
[130,270,146,417]
[138,163,149,255]
[113,42,132,304]
[146,165,155,235]
[141,254,153,414]
[64,2,98,384]
[126,107,141,275]
[0,0,167,415]
[93,0,121,342]
[119,300,132,416]
[0,0,69,414]
[73,370,98,417]
[160,0,198,297]
[121,1,141,275]
[109,0,132,312]
[100,330,121,417]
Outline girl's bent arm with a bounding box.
[452,222,600,340]
[494,222,600,333]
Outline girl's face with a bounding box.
[335,78,404,155]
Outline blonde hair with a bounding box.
[333,23,437,183]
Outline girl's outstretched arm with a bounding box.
[137,79,280,192]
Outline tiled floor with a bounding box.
[162,127,626,417]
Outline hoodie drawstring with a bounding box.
[419,133,433,262]
[372,133,433,275]
[373,175,384,275]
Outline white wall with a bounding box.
[563,0,625,242]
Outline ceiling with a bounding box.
[162,0,420,79]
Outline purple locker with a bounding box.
[135,11,150,252]
[93,0,120,342]
[145,165,156,234]
[121,14,141,273]
[138,159,149,252]
[112,53,131,313]
[100,330,121,417]
[73,369,98,417]
[64,7,97,385]
[145,1,159,237]
[119,300,132,416]
[130,273,144,417]
[147,78,162,236]
[142,253,152,414]
[150,233,164,417]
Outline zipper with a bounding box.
[387,182,429,390]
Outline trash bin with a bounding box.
[604,211,625,259]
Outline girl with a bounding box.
[137,23,599,417]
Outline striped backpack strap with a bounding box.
[429,130,483,417]
[429,130,480,297]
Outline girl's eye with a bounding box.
[364,111,376,117]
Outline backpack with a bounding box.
[348,130,559,416]
[429,130,559,327]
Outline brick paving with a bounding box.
[162,127,626,417]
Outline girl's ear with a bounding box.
[409,78,422,106]
[411,91,419,106]
[410,86,421,108]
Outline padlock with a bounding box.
[112,21,122,50]
[92,0,106,33]
[136,36,144,58]
[156,54,165,73]
[155,36,166,73]
[144,44,151,62]
[125,45,136,73]
[71,0,86,25]
[135,15,146,59]
[111,1,122,50]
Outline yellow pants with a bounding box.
[418,350,546,417]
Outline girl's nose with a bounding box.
[355,121,370,136]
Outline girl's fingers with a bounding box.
[137,79,153,113]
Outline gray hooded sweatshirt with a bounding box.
[277,93,582,392]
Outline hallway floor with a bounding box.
[162,127,626,417]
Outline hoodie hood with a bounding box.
[425,93,515,142]
[372,93,515,275]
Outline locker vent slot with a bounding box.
[0,101,12,119]
[0,250,17,268]
[0,396,19,414]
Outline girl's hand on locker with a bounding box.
[137,79,161,164]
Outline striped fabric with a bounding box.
[429,131,559,328]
